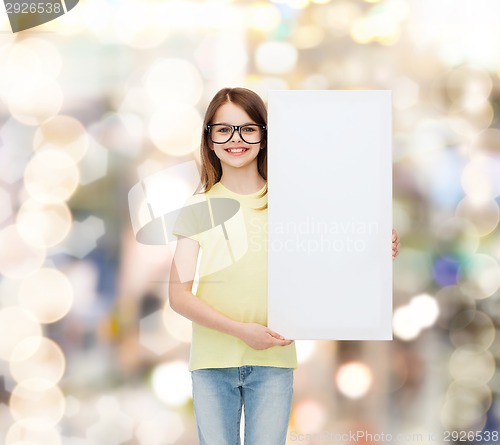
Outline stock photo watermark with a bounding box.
[250,216,380,255]
[4,0,79,32]
[289,429,500,443]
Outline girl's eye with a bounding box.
[218,127,230,133]
[242,126,256,133]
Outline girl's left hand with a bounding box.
[392,228,400,260]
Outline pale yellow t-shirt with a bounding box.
[172,181,297,371]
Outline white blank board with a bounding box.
[267,90,392,340]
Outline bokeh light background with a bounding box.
[1,0,500,443]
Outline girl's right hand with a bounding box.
[237,323,294,350]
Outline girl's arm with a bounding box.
[169,236,292,350]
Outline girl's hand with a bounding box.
[237,323,294,350]
[392,228,400,260]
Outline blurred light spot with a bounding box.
[0,186,12,224]
[6,419,62,445]
[113,1,169,49]
[82,0,113,39]
[335,362,373,399]
[151,361,191,406]
[447,378,492,405]
[149,104,202,156]
[64,395,81,418]
[441,394,487,431]
[78,137,109,186]
[89,112,144,158]
[446,66,493,112]
[458,254,500,299]
[136,158,164,180]
[86,396,134,445]
[10,381,65,426]
[63,261,99,318]
[445,379,492,431]
[10,337,65,389]
[295,341,316,364]
[34,115,89,162]
[448,102,494,136]
[392,202,411,236]
[136,410,185,445]
[155,1,244,30]
[0,225,45,279]
[296,0,311,7]
[144,58,203,107]
[0,118,35,184]
[432,256,460,287]
[18,268,73,324]
[139,310,180,356]
[435,285,476,330]
[255,42,298,75]
[393,305,421,341]
[393,76,419,110]
[449,310,495,351]
[386,351,408,393]
[406,126,461,204]
[24,150,80,204]
[392,248,433,293]
[0,277,21,307]
[292,25,325,49]
[58,216,105,259]
[321,2,362,37]
[162,304,191,343]
[461,155,500,201]
[194,31,248,84]
[350,5,402,46]
[129,162,201,245]
[0,41,40,100]
[409,293,439,328]
[474,128,500,153]
[16,200,72,249]
[118,87,150,116]
[0,38,61,102]
[449,347,495,383]
[300,74,329,90]
[434,217,480,257]
[141,166,197,219]
[410,118,450,156]
[9,80,63,126]
[292,399,326,433]
[394,294,439,339]
[0,307,41,361]
[456,197,499,236]
[276,0,309,9]
[246,77,289,100]
[246,3,281,32]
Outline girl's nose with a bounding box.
[231,127,242,142]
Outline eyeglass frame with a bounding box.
[206,123,267,144]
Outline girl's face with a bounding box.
[209,101,263,173]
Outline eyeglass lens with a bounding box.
[209,125,263,144]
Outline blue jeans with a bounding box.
[191,366,293,445]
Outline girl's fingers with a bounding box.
[267,329,284,340]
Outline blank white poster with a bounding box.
[267,90,393,340]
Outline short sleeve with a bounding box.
[170,194,210,243]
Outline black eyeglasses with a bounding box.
[206,124,266,144]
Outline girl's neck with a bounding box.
[219,170,266,195]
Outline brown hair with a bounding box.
[198,87,268,209]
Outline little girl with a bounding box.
[169,87,400,445]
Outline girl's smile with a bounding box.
[224,145,250,155]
